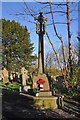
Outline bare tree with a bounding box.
[49,2,68,75]
[14,1,77,78]
[46,32,63,73]
[45,52,49,68]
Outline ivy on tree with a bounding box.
[2,19,37,72]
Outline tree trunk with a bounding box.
[46,32,63,73]
[49,2,68,74]
[67,2,73,77]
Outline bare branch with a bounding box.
[23,0,35,18]
[58,4,66,12]
[70,18,78,21]
[43,11,67,15]
[15,13,38,16]
[47,22,67,26]
[49,1,68,73]
[35,1,66,6]
[51,3,67,6]
[33,1,49,4]
[46,32,63,73]
[55,22,67,24]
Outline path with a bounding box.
[2,95,80,119]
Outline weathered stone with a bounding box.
[13,73,15,78]
[52,89,55,95]
[0,70,2,81]
[20,93,64,110]
[21,67,28,86]
[32,73,50,91]
[2,68,9,83]
[33,96,58,110]
[10,73,13,80]
[56,76,64,89]
[23,85,31,92]
[38,91,52,96]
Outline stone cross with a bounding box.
[35,12,47,74]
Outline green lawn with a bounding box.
[1,82,21,96]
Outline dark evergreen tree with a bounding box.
[2,19,37,72]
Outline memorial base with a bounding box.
[20,93,64,110]
[38,91,52,96]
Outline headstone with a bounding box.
[13,73,15,78]
[2,68,9,83]
[0,70,2,81]
[21,67,28,86]
[16,72,20,79]
[56,76,64,89]
[10,73,13,82]
[23,86,31,92]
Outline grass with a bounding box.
[1,82,21,96]
[63,101,68,105]
[54,86,79,102]
[62,93,73,99]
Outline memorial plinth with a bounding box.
[32,74,50,91]
[32,73,52,97]
[20,93,64,110]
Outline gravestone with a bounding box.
[21,67,29,86]
[16,72,20,79]
[23,86,31,92]
[10,73,13,82]
[0,70,2,81]
[2,68,9,83]
[20,67,31,93]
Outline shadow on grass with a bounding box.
[62,99,80,118]
[64,99,80,107]
[2,85,80,119]
[2,88,66,119]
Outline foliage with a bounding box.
[26,81,32,85]
[44,67,62,76]
[57,62,80,101]
[48,62,80,101]
[67,63,80,100]
[28,63,38,73]
[54,88,59,93]
[33,88,40,95]
[2,19,37,72]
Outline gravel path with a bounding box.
[2,95,80,119]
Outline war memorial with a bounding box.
[19,12,64,110]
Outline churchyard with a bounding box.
[1,65,80,119]
[1,6,80,119]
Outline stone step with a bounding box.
[38,91,52,96]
